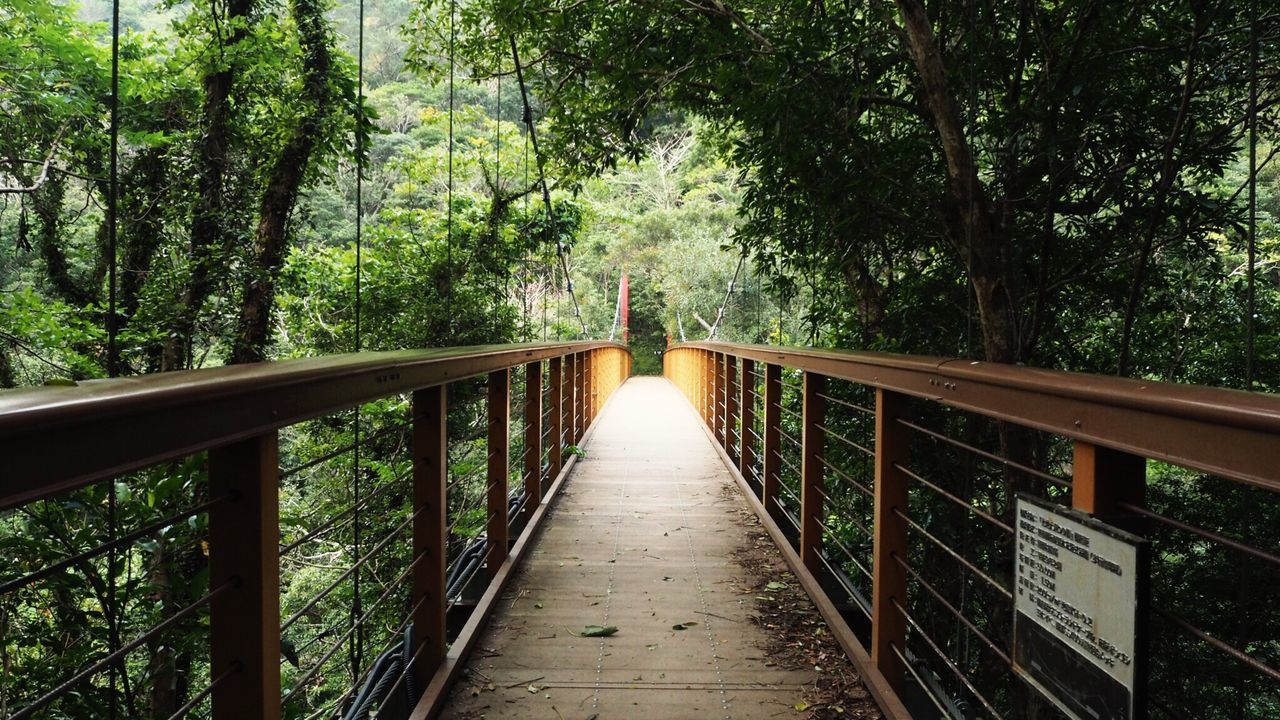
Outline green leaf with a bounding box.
[765,581,787,591]
[581,624,618,637]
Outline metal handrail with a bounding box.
[673,341,1280,490]
[0,341,623,510]
[0,341,633,720]
[664,342,1280,720]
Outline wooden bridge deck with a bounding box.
[439,376,865,719]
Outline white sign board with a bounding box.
[1013,496,1148,720]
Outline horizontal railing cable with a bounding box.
[815,518,873,580]
[892,507,1011,600]
[281,506,421,633]
[890,598,1005,720]
[163,661,240,720]
[815,454,874,498]
[1117,500,1280,568]
[770,495,801,532]
[279,479,401,557]
[10,580,235,720]
[280,420,412,479]
[291,614,351,658]
[896,462,1014,535]
[896,417,1070,488]
[2,495,228,596]
[814,422,875,458]
[816,391,874,417]
[892,552,1011,665]
[812,485,873,539]
[1154,606,1280,682]
[777,427,802,450]
[891,643,953,720]
[281,555,429,706]
[814,549,872,618]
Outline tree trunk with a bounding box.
[119,148,169,372]
[32,176,98,307]
[893,14,1045,717]
[147,541,178,716]
[231,0,335,364]
[894,0,1019,365]
[0,343,14,388]
[163,0,256,370]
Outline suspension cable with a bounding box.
[445,0,456,335]
[107,0,122,714]
[509,37,588,337]
[350,0,368,684]
[964,0,977,359]
[495,44,502,331]
[707,254,745,340]
[107,0,120,378]
[608,269,623,340]
[1246,0,1258,391]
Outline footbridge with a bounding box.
[1,342,1277,719]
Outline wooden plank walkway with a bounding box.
[439,377,854,719]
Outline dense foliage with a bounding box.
[2,0,1278,718]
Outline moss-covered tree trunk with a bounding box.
[232,0,335,364]
[163,0,256,371]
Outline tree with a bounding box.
[427,0,1276,380]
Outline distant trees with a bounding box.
[436,0,1277,386]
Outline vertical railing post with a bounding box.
[563,353,576,451]
[702,350,711,425]
[548,357,563,481]
[713,353,726,445]
[523,362,542,522]
[705,351,715,429]
[800,372,827,574]
[587,350,595,426]
[576,352,586,442]
[696,350,703,422]
[486,369,510,579]
[739,358,757,482]
[697,351,702,412]
[872,389,909,691]
[585,350,593,425]
[209,433,280,720]
[411,384,448,690]
[576,352,585,442]
[1072,441,1146,523]
[725,355,739,462]
[762,363,782,525]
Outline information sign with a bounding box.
[1013,495,1148,720]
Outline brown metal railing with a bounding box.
[666,342,1280,720]
[0,342,631,720]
